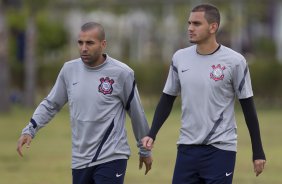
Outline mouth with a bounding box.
[188,34,196,41]
[81,55,90,60]
[188,33,194,38]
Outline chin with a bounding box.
[82,60,90,65]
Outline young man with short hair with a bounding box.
[142,4,266,184]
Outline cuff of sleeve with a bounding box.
[253,152,266,161]
[147,132,156,141]
[137,141,151,157]
[21,122,36,138]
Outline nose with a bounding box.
[81,43,88,52]
[188,24,193,32]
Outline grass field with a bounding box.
[0,103,281,184]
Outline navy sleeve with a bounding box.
[148,93,176,140]
[239,97,266,161]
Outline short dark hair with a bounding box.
[191,4,220,27]
[81,22,105,41]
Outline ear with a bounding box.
[209,22,219,34]
[101,40,107,49]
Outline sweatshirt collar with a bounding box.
[82,54,109,71]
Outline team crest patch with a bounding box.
[210,64,226,81]
[98,77,114,95]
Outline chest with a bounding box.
[177,59,233,93]
[67,70,120,103]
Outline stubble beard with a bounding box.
[81,51,101,67]
[189,40,197,44]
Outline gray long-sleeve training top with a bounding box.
[22,54,151,169]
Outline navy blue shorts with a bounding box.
[72,159,127,184]
[172,145,236,184]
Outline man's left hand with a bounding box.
[139,156,153,175]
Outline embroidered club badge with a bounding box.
[98,77,114,95]
[210,64,226,81]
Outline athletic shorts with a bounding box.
[72,159,127,184]
[172,144,236,184]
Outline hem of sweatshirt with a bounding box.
[72,155,129,169]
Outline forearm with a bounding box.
[239,97,266,160]
[148,93,176,140]
[128,88,150,139]
[22,98,63,138]
[127,89,151,156]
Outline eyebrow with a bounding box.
[77,40,95,43]
[188,20,202,24]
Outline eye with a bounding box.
[86,41,95,45]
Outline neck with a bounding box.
[86,54,106,67]
[196,40,219,55]
[95,55,106,66]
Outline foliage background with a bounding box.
[4,0,282,107]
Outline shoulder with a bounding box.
[173,45,196,58]
[62,58,82,69]
[58,58,83,78]
[107,55,134,75]
[220,45,246,64]
[171,45,195,67]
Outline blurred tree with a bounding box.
[0,0,11,112]
[36,14,68,57]
[22,0,50,107]
[23,10,37,108]
[230,0,244,53]
[273,0,282,63]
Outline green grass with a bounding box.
[0,105,281,184]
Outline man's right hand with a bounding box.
[17,134,32,157]
[141,136,154,151]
